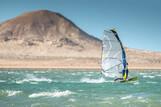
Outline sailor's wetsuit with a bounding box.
[122,49,128,80]
[122,62,128,80]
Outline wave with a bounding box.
[133,81,140,85]
[137,96,143,99]
[0,80,6,82]
[33,70,48,74]
[80,77,113,83]
[16,74,52,84]
[31,103,41,107]
[99,101,113,105]
[120,95,133,100]
[68,98,76,102]
[71,72,80,76]
[7,90,22,96]
[143,75,155,79]
[1,90,22,97]
[157,74,161,77]
[7,71,20,74]
[137,96,149,103]
[146,81,158,84]
[139,72,147,75]
[29,90,74,98]
[101,97,114,104]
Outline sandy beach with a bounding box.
[0,57,161,70]
[0,58,100,70]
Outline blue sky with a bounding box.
[0,0,161,51]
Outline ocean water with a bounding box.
[0,69,161,107]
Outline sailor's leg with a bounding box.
[126,69,129,79]
[123,69,127,80]
[122,69,125,77]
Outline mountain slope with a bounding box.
[0,10,100,42]
[0,10,101,59]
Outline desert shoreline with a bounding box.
[0,58,161,71]
[0,68,161,72]
[0,60,161,71]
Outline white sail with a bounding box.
[101,29,124,77]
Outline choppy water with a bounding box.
[0,69,161,107]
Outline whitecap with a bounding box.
[139,72,146,75]
[137,96,143,99]
[31,103,41,107]
[71,73,77,76]
[133,81,140,85]
[0,80,6,82]
[80,77,106,83]
[139,72,152,76]
[29,90,74,98]
[99,101,112,104]
[122,101,130,104]
[102,97,114,100]
[146,81,157,84]
[137,95,149,103]
[86,74,92,76]
[143,75,155,79]
[7,71,19,74]
[100,97,114,104]
[157,74,161,77]
[121,95,133,100]
[69,98,76,102]
[16,74,52,84]
[33,71,47,74]
[30,82,39,84]
[78,90,84,92]
[6,90,22,96]
[138,99,148,103]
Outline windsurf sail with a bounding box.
[101,29,127,78]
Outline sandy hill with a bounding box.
[0,10,160,69]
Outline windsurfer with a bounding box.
[102,29,130,82]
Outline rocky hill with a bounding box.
[0,10,160,69]
[0,10,101,59]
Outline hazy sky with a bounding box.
[0,0,161,51]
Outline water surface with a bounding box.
[0,69,161,107]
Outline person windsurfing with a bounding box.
[101,28,137,82]
[110,29,129,81]
[121,46,129,80]
[122,62,129,80]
